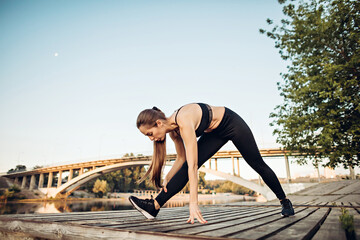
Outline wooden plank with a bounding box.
[297,181,350,195]
[289,195,321,203]
[331,181,360,195]
[228,207,318,239]
[0,217,230,240]
[349,202,360,207]
[312,195,343,202]
[116,207,271,232]
[14,211,144,222]
[197,207,308,238]
[312,208,347,240]
[335,195,360,202]
[169,208,281,235]
[13,207,189,222]
[7,209,140,219]
[85,207,253,228]
[266,208,329,240]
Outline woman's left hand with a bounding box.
[187,202,207,224]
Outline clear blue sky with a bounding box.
[0,0,355,178]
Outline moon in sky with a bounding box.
[54,52,59,57]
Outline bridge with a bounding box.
[2,148,351,200]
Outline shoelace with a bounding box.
[143,195,154,205]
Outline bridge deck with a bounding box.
[0,180,359,240]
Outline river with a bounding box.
[0,194,261,215]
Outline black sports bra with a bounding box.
[175,103,213,137]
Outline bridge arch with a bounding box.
[49,161,275,200]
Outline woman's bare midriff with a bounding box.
[204,106,225,133]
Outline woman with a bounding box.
[129,103,294,224]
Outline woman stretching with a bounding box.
[129,103,295,224]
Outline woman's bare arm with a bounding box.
[179,123,198,203]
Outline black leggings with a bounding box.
[155,107,286,207]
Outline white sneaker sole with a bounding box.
[129,197,155,220]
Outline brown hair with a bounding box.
[136,107,166,188]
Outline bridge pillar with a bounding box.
[215,158,218,171]
[14,177,19,186]
[232,157,235,175]
[284,155,291,183]
[68,169,73,181]
[29,175,36,190]
[57,171,63,187]
[237,158,240,177]
[79,167,84,175]
[209,159,211,169]
[21,176,27,189]
[38,173,44,188]
[47,172,53,188]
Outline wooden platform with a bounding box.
[0,180,359,240]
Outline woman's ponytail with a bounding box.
[136,107,167,188]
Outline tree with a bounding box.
[7,165,27,174]
[32,165,43,170]
[260,0,360,168]
[83,166,155,194]
[198,172,206,189]
[92,179,108,198]
[123,153,134,157]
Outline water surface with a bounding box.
[0,195,257,215]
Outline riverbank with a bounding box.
[6,192,258,203]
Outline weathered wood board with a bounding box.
[0,180,359,240]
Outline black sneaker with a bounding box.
[129,195,159,219]
[280,198,295,217]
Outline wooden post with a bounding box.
[232,157,235,175]
[215,158,218,171]
[47,172,53,188]
[57,171,63,187]
[21,176,27,189]
[68,169,73,181]
[29,175,36,190]
[284,155,291,183]
[237,158,240,177]
[38,173,44,188]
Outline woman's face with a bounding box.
[139,120,166,142]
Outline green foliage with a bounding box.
[261,0,360,168]
[8,185,21,193]
[0,185,26,201]
[198,172,206,189]
[84,166,156,193]
[32,165,43,170]
[205,180,256,196]
[7,165,27,174]
[339,208,354,233]
[123,153,134,157]
[92,179,108,198]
